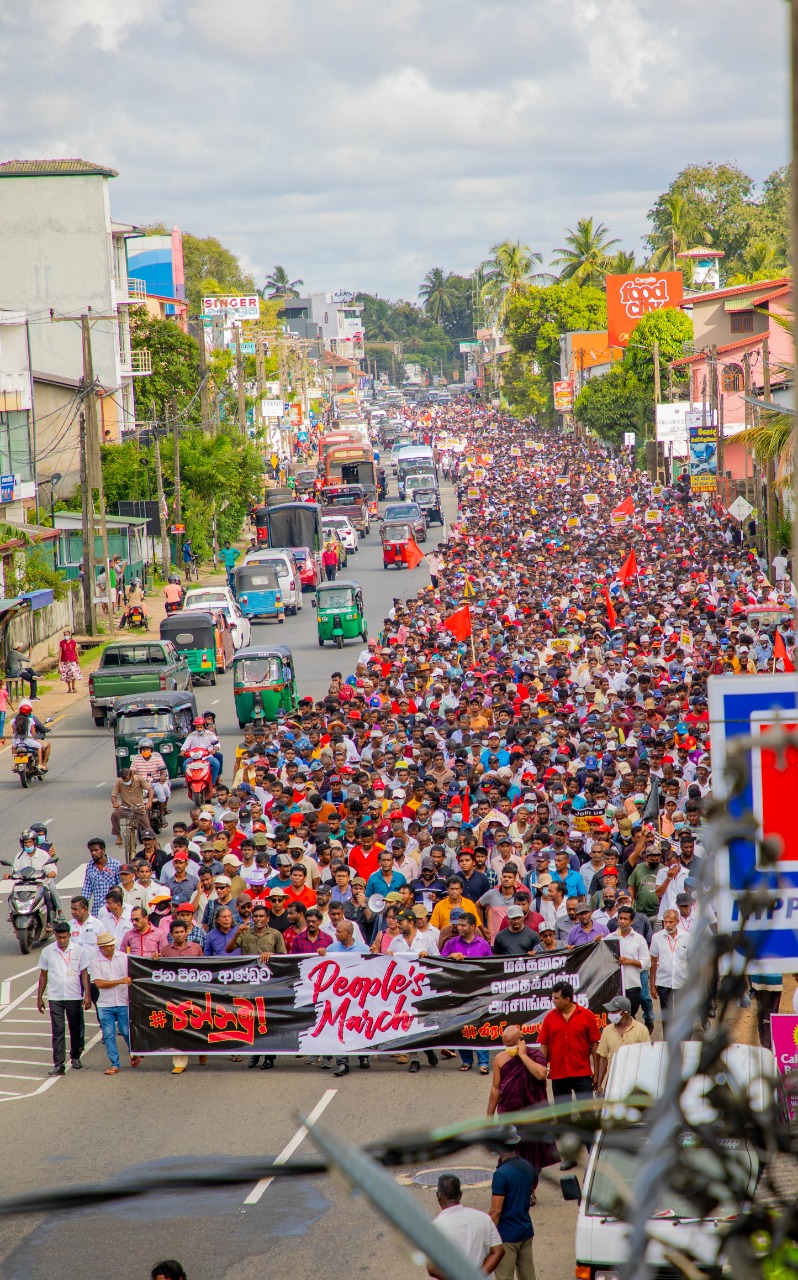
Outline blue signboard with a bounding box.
[709,673,798,971]
[0,473,15,502]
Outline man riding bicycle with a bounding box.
[110,768,150,847]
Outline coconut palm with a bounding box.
[727,239,785,284]
[418,268,456,325]
[647,193,711,271]
[360,297,398,343]
[610,249,637,274]
[480,240,544,322]
[551,217,620,286]
[263,265,304,298]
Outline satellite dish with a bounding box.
[368,893,386,914]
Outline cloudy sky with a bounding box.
[2,0,789,299]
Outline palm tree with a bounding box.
[647,193,711,271]
[418,268,456,325]
[727,239,785,284]
[551,217,620,286]
[263,265,304,298]
[480,240,543,323]
[361,297,398,343]
[610,249,637,274]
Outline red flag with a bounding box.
[443,605,472,641]
[618,550,638,585]
[602,584,617,630]
[403,538,425,570]
[460,785,470,824]
[774,630,794,672]
[612,495,635,518]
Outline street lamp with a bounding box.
[44,472,63,528]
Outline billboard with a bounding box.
[553,380,574,412]
[687,409,717,492]
[202,295,260,319]
[606,272,683,347]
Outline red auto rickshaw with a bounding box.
[382,521,412,569]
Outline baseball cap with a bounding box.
[449,908,467,921]
[276,853,292,866]
[175,901,195,913]
[213,875,232,886]
[604,995,632,1013]
[506,905,525,920]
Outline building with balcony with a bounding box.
[280,294,364,364]
[0,159,150,493]
[126,227,189,332]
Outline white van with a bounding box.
[243,548,302,615]
[572,1041,774,1278]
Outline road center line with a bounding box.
[243,1087,337,1205]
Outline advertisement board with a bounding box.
[687,409,717,492]
[261,399,284,418]
[202,295,260,319]
[553,380,574,412]
[606,272,683,347]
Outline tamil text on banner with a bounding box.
[687,410,717,492]
[129,945,620,1057]
[606,272,683,348]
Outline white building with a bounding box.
[0,158,150,493]
[281,293,364,362]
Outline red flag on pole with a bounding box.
[618,549,638,585]
[602,584,617,630]
[443,605,473,641]
[460,785,470,824]
[774,630,794,672]
[403,538,425,570]
[612,495,635,518]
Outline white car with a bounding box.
[323,515,359,553]
[184,584,237,614]
[182,598,251,650]
[243,548,303,615]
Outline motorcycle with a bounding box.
[0,858,59,954]
[13,719,51,788]
[164,599,183,615]
[119,604,147,630]
[183,746,213,804]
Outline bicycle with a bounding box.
[183,555,200,582]
[118,805,147,860]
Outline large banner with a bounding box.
[129,943,620,1057]
[687,410,717,492]
[606,272,683,348]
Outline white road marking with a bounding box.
[243,1087,337,1205]
[95,782,107,788]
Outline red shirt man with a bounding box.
[348,835,385,881]
[537,980,601,1124]
[283,866,317,909]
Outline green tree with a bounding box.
[438,274,476,340]
[130,309,201,422]
[179,232,256,311]
[503,281,607,424]
[574,365,651,445]
[551,217,619,286]
[418,267,457,325]
[646,163,756,276]
[357,295,399,342]
[646,192,712,271]
[481,240,544,322]
[263,265,304,298]
[754,165,790,264]
[610,250,638,274]
[727,238,785,284]
[623,308,694,385]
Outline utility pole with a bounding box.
[763,334,777,571]
[652,340,661,403]
[81,314,113,623]
[79,410,95,635]
[235,327,248,436]
[197,323,212,434]
[153,432,171,580]
[171,398,182,567]
[256,339,266,442]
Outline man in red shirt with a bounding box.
[348,828,385,881]
[282,865,317,909]
[537,979,600,1171]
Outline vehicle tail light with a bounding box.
[290,579,295,589]
[159,673,167,689]
[240,594,248,604]
[89,675,94,695]
[276,594,282,603]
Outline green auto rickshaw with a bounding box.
[314,579,367,649]
[108,690,198,779]
[160,611,220,685]
[233,645,298,727]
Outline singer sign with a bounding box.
[606,272,683,347]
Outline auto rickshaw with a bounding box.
[160,611,222,685]
[233,562,285,623]
[232,645,298,727]
[381,521,412,569]
[314,579,367,648]
[107,690,198,779]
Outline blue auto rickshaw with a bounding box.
[234,562,284,623]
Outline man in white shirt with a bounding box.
[387,909,439,956]
[69,895,104,954]
[614,906,651,1017]
[412,903,441,947]
[37,921,91,1074]
[90,932,137,1074]
[654,848,688,920]
[97,888,133,943]
[428,1173,504,1278]
[650,909,691,1021]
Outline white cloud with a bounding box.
[0,0,788,296]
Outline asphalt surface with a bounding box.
[0,477,578,1280]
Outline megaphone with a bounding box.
[368,893,386,914]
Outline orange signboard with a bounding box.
[553,380,574,412]
[569,331,623,370]
[606,272,683,347]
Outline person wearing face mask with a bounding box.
[58,629,81,693]
[594,995,650,1093]
[130,738,172,820]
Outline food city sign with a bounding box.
[606,272,683,347]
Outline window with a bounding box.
[731,312,754,333]
[722,364,743,393]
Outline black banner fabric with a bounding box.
[129,941,620,1056]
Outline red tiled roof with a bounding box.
[679,278,790,307]
[0,158,118,178]
[671,332,764,367]
[750,285,791,307]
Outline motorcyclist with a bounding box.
[164,574,183,614]
[5,829,61,921]
[201,711,224,778]
[29,822,56,862]
[181,716,222,785]
[11,701,50,771]
[111,767,151,846]
[119,578,148,628]
[129,738,171,816]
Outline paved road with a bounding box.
[0,479,578,1280]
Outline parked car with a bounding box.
[323,514,359,553]
[243,548,303,615]
[290,546,321,591]
[383,501,427,543]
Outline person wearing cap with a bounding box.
[37,920,92,1075]
[90,931,140,1075]
[160,849,200,905]
[221,853,247,898]
[532,923,559,954]
[595,995,651,1092]
[493,905,541,957]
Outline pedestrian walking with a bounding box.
[90,931,141,1074]
[58,628,81,693]
[0,675,13,744]
[489,1128,536,1280]
[537,980,600,1170]
[37,920,91,1075]
[428,1173,504,1278]
[486,1026,558,1196]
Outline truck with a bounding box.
[89,640,192,727]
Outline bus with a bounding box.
[323,445,378,516]
[319,431,362,464]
